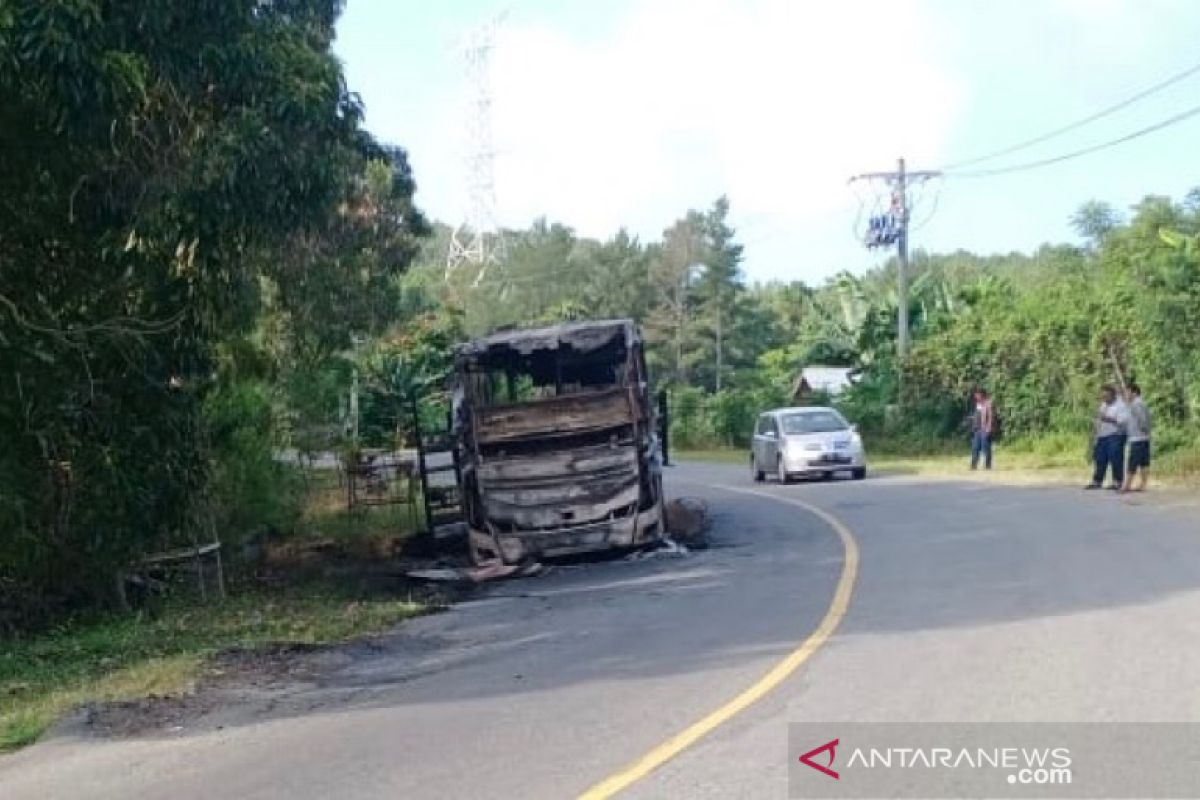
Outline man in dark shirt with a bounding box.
[970,388,994,471]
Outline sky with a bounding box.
[334,0,1200,285]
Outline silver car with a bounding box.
[750,406,867,484]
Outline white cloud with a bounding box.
[445,0,966,260]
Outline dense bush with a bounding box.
[668,384,792,449]
[205,380,303,545]
[897,196,1200,454]
[0,1,420,619]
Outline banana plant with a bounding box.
[1159,228,1200,256]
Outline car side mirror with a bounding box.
[764,430,776,438]
[849,424,858,433]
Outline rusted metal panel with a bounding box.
[475,389,633,444]
[477,445,640,529]
[479,503,664,563]
[458,319,638,361]
[477,445,637,482]
[483,486,639,529]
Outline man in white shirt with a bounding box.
[1085,384,1129,491]
[1122,382,1152,493]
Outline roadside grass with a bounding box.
[1,467,430,754]
[0,583,425,752]
[675,448,746,465]
[293,467,421,552]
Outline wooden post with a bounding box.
[195,545,207,603]
[209,509,227,601]
[414,397,434,535]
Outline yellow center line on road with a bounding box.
[576,485,860,799]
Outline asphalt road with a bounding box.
[3,462,1200,799]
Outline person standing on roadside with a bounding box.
[1122,383,1151,493]
[970,388,994,471]
[1086,384,1128,490]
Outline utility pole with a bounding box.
[896,157,910,358]
[849,158,940,359]
[348,334,365,449]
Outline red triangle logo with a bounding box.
[799,738,840,780]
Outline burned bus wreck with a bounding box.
[451,319,666,564]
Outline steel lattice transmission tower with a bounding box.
[446,11,508,286]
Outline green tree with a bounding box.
[644,197,764,390]
[0,0,410,610]
[645,210,708,385]
[357,310,466,447]
[1071,200,1121,250]
[269,152,430,372]
[686,197,756,392]
[578,230,655,321]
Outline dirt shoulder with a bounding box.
[0,543,473,753]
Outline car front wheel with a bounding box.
[777,457,791,484]
[852,466,867,480]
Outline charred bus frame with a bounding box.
[451,319,666,564]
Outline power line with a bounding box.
[946,101,1200,178]
[908,178,943,233]
[938,56,1200,171]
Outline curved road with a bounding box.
[3,462,1200,799]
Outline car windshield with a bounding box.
[781,411,848,434]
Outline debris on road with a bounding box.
[625,537,689,560]
[664,497,710,547]
[624,496,710,559]
[406,561,546,584]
